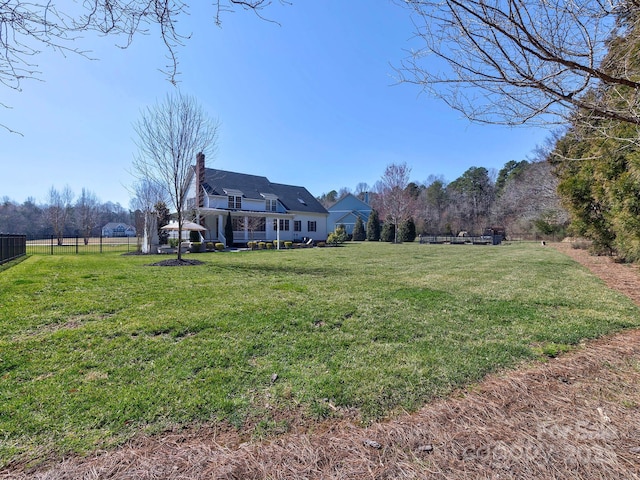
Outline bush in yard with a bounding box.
[398,218,417,242]
[206,242,214,251]
[215,243,225,251]
[284,241,293,249]
[352,216,366,241]
[327,225,348,245]
[169,238,179,248]
[258,242,266,249]
[381,222,396,242]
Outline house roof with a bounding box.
[327,193,371,213]
[333,210,369,225]
[201,168,328,215]
[102,222,135,230]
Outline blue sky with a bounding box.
[2,1,550,208]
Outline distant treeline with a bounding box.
[319,159,569,238]
[0,195,133,239]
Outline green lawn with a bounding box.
[1,242,638,467]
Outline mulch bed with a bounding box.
[3,243,640,479]
[146,259,206,267]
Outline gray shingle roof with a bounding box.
[202,168,327,215]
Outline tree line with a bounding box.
[0,188,135,242]
[319,155,568,241]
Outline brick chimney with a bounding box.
[196,152,205,208]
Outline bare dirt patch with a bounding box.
[3,244,640,479]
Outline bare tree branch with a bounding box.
[396,0,640,128]
[131,92,219,260]
[1,1,289,132]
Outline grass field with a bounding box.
[1,242,639,468]
[25,236,138,255]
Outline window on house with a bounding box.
[294,220,302,232]
[231,217,243,231]
[273,219,290,231]
[254,217,266,231]
[232,216,266,231]
[228,195,242,209]
[265,199,277,212]
[308,221,317,232]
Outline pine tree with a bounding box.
[225,211,234,248]
[352,216,366,241]
[399,218,417,242]
[366,209,381,241]
[381,222,395,242]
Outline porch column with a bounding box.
[276,218,280,250]
[244,216,249,242]
[218,215,225,245]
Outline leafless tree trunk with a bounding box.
[492,161,568,234]
[238,215,266,247]
[373,163,415,243]
[132,92,219,260]
[46,186,74,246]
[397,0,640,132]
[75,188,99,245]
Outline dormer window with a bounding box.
[228,195,242,209]
[261,193,278,212]
[224,188,243,210]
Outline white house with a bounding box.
[185,153,328,246]
[101,222,136,237]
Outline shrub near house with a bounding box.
[327,225,348,245]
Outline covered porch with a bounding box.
[196,208,296,246]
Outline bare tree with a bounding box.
[237,215,266,247]
[492,160,568,235]
[372,162,415,243]
[354,182,370,201]
[130,179,167,253]
[132,92,219,260]
[397,0,640,131]
[75,188,100,245]
[417,176,449,234]
[1,1,288,133]
[46,185,74,245]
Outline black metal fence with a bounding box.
[26,235,139,255]
[0,234,27,265]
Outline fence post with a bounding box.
[50,235,54,255]
[100,235,103,253]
